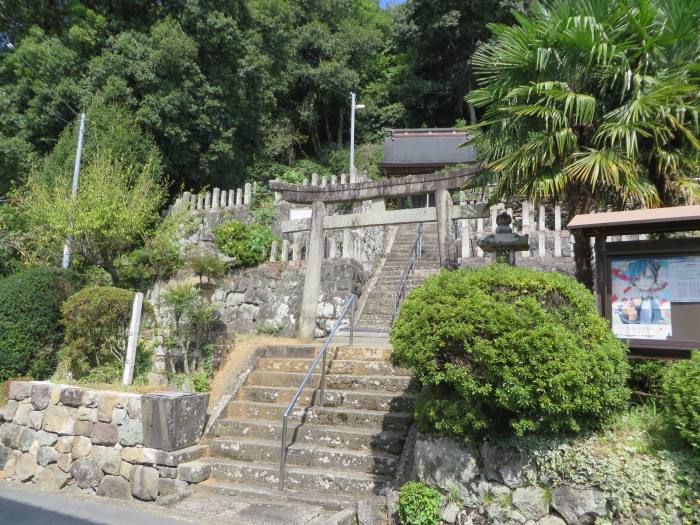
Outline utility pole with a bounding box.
[61,112,87,269]
[349,92,365,181]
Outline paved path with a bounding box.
[0,482,199,525]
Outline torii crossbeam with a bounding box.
[269,166,488,339]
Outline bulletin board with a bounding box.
[603,238,700,357]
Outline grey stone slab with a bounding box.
[31,384,52,410]
[142,393,208,451]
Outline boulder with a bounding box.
[36,464,69,490]
[129,465,159,501]
[0,423,22,448]
[513,486,549,521]
[77,407,97,422]
[91,446,121,475]
[55,436,74,454]
[43,405,76,435]
[91,422,119,446]
[118,418,143,447]
[412,434,481,504]
[111,408,127,425]
[141,392,208,451]
[82,390,100,408]
[97,395,118,423]
[28,411,43,430]
[15,453,37,481]
[120,461,131,480]
[13,403,32,426]
[31,384,52,410]
[37,446,59,466]
[126,399,142,419]
[441,502,460,524]
[59,387,84,407]
[36,430,58,447]
[121,447,143,463]
[0,444,10,467]
[75,420,93,437]
[551,486,607,525]
[56,454,72,473]
[3,399,18,421]
[97,475,132,500]
[1,453,17,478]
[71,458,104,489]
[177,461,211,483]
[9,381,32,401]
[480,443,525,489]
[17,428,37,452]
[71,436,92,459]
[536,517,567,525]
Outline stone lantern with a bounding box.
[477,211,529,265]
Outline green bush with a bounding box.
[60,286,152,378]
[213,219,279,268]
[662,352,700,451]
[0,267,79,381]
[397,482,441,525]
[629,359,670,395]
[391,266,630,438]
[185,250,228,281]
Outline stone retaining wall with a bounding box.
[0,381,208,505]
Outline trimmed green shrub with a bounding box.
[629,359,670,395]
[0,267,79,381]
[185,251,228,281]
[60,286,152,378]
[213,219,279,268]
[391,266,630,437]
[397,481,441,525]
[662,352,700,451]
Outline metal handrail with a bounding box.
[278,293,357,490]
[393,223,424,322]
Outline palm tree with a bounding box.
[466,0,700,288]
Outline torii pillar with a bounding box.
[299,200,326,340]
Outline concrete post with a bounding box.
[204,192,211,209]
[331,175,338,185]
[228,190,235,207]
[461,220,470,259]
[329,238,337,259]
[189,193,197,210]
[270,240,278,262]
[274,192,282,203]
[292,234,301,261]
[490,205,498,232]
[182,191,191,210]
[236,188,243,206]
[212,188,220,209]
[311,172,319,186]
[538,205,546,231]
[476,218,484,257]
[197,194,204,210]
[538,231,546,257]
[220,190,227,208]
[122,292,144,386]
[340,173,347,185]
[342,229,353,259]
[435,188,454,268]
[244,183,252,205]
[299,200,327,340]
[281,239,289,262]
[321,176,328,187]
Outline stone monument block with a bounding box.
[141,392,208,452]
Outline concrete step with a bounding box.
[246,371,418,392]
[226,401,413,432]
[236,386,416,412]
[262,346,393,361]
[254,358,411,376]
[209,438,398,476]
[197,479,353,511]
[211,419,407,455]
[203,457,391,496]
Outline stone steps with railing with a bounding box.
[357,223,442,330]
[177,344,416,520]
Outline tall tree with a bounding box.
[393,0,521,126]
[466,0,700,288]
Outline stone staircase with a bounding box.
[177,344,417,524]
[358,223,442,329]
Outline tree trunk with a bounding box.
[324,110,332,145]
[337,108,344,148]
[566,183,594,289]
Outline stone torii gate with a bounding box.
[269,166,487,339]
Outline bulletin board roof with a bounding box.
[567,205,700,236]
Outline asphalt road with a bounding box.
[0,483,199,525]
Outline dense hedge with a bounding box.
[662,352,700,451]
[397,482,441,525]
[60,286,151,378]
[390,266,630,437]
[0,267,78,381]
[213,219,279,268]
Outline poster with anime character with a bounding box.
[611,258,672,340]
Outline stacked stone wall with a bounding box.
[0,381,207,505]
